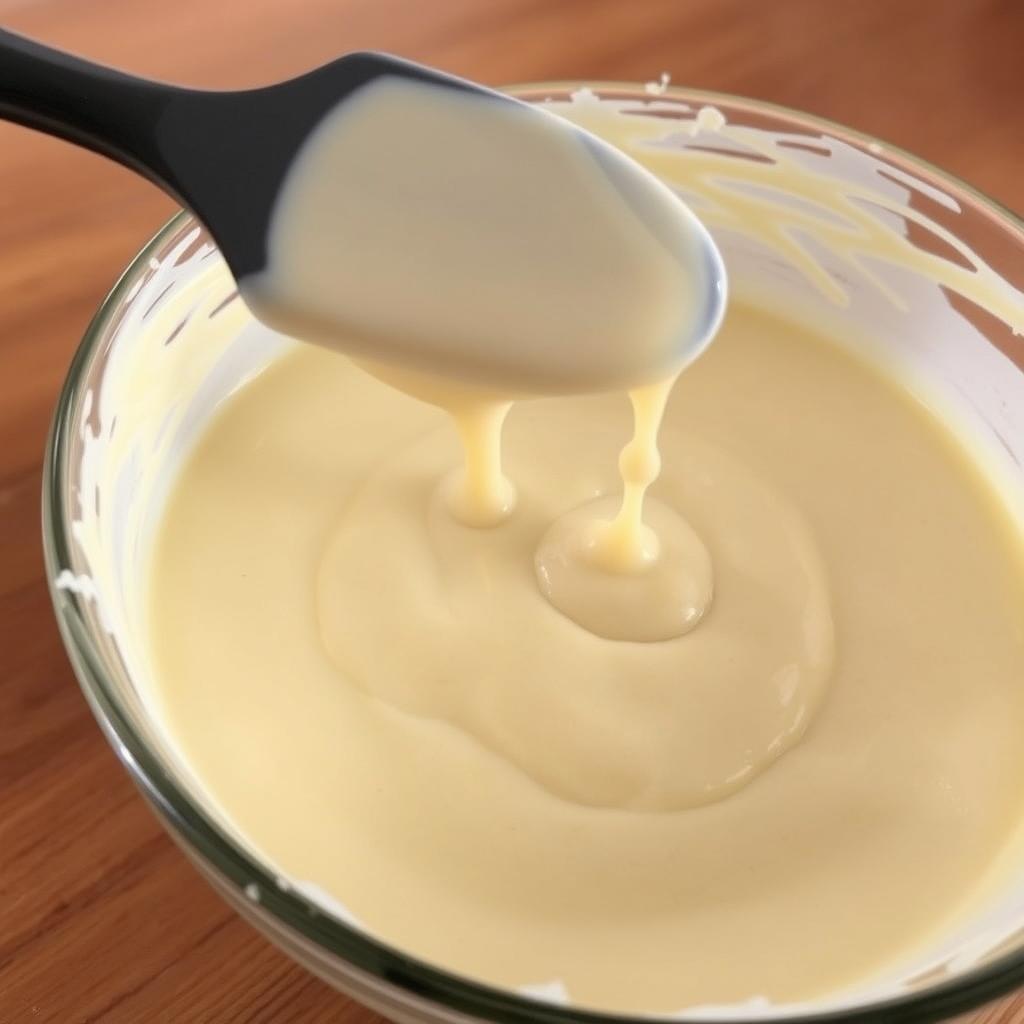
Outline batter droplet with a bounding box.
[535,496,713,642]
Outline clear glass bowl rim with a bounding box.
[40,82,1024,1024]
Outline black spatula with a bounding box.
[0,29,726,391]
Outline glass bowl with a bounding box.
[43,83,1024,1024]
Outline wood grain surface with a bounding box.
[2,1,1024,1021]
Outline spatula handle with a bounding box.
[0,28,175,182]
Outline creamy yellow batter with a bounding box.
[147,302,1024,1011]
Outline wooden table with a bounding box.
[2,1,1024,1020]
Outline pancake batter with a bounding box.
[146,300,1024,1011]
